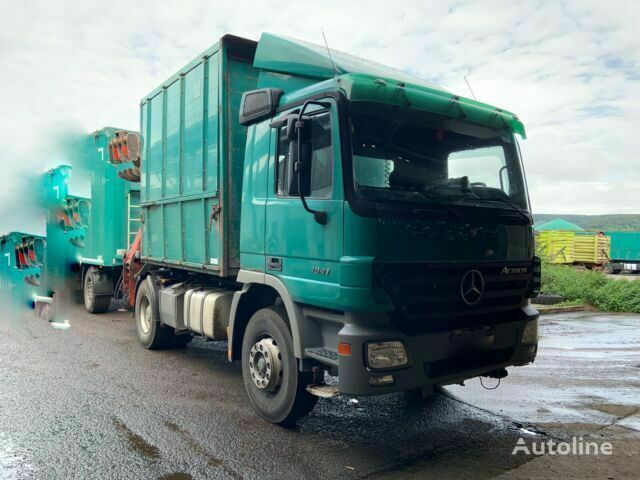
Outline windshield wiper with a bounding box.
[414,189,464,222]
[479,195,532,224]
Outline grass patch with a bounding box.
[541,264,640,313]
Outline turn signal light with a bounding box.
[337,342,352,356]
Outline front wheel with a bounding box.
[135,280,174,349]
[241,307,317,426]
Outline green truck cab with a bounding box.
[131,34,540,424]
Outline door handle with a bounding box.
[267,257,282,271]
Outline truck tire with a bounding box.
[84,267,112,314]
[241,306,317,426]
[135,280,174,350]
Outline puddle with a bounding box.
[0,435,33,479]
[587,403,639,418]
[163,421,240,478]
[112,419,160,460]
[159,474,193,480]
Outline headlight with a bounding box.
[521,320,538,344]
[366,341,408,370]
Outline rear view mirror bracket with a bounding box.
[294,100,331,225]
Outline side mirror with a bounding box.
[239,88,283,126]
[286,137,312,196]
[282,99,331,226]
[286,116,312,195]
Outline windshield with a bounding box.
[349,102,529,211]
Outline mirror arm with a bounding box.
[295,100,331,226]
[297,162,327,225]
[499,165,507,192]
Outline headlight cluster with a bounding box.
[366,341,408,370]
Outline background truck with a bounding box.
[604,231,640,274]
[41,165,90,305]
[77,128,141,313]
[0,232,46,316]
[120,33,541,425]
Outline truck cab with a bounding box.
[131,34,540,425]
[235,73,539,392]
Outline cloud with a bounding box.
[0,0,638,232]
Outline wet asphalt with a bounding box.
[1,305,639,479]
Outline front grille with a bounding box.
[376,262,532,334]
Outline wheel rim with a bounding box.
[249,336,283,393]
[84,275,93,308]
[140,297,152,335]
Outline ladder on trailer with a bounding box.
[127,190,141,248]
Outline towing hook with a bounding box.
[484,368,508,379]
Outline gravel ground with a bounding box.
[0,305,638,479]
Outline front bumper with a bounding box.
[332,305,539,395]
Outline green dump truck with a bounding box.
[125,33,541,424]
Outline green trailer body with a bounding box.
[41,166,89,297]
[0,232,45,313]
[604,231,640,273]
[140,36,258,276]
[605,231,640,262]
[80,128,140,269]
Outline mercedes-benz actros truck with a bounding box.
[121,33,540,425]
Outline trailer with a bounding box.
[535,230,611,269]
[120,33,540,424]
[77,128,141,313]
[0,232,46,316]
[41,165,89,304]
[604,231,640,274]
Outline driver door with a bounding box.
[265,102,344,305]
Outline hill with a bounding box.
[533,214,640,232]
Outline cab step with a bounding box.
[304,347,338,366]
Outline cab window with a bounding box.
[276,111,333,198]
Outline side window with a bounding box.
[276,111,333,198]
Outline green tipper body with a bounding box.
[140,36,257,276]
[80,128,140,268]
[140,33,533,312]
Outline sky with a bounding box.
[0,0,638,233]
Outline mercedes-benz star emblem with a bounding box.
[461,270,485,306]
